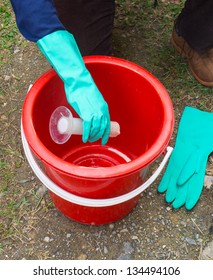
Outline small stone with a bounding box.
[204,176,213,189]
[104,246,108,254]
[78,254,87,260]
[185,237,196,245]
[14,47,20,54]
[36,185,47,197]
[200,240,213,260]
[44,236,50,243]
[120,228,128,233]
[132,236,139,240]
[109,224,114,229]
[4,75,11,81]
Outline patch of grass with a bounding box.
[0,0,24,66]
[0,0,19,50]
[0,160,14,188]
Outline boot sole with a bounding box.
[171,35,213,87]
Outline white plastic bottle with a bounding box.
[49,106,120,144]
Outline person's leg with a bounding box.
[172,0,213,87]
[175,0,213,52]
[53,0,115,56]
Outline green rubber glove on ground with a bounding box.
[37,30,110,145]
[158,106,213,210]
[172,147,209,210]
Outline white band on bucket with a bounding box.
[21,122,173,207]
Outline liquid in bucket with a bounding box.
[49,106,120,144]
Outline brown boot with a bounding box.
[171,28,213,87]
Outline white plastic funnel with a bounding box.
[49,106,120,144]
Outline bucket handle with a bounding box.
[21,122,173,207]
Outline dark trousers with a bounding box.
[53,0,213,55]
[53,0,115,56]
[176,0,213,52]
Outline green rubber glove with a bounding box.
[37,30,110,144]
[158,106,213,210]
[172,147,209,210]
[158,140,196,204]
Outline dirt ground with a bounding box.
[0,0,213,260]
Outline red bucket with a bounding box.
[21,56,174,225]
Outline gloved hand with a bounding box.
[37,30,110,145]
[158,106,213,210]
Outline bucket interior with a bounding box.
[23,56,174,177]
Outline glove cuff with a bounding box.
[37,30,87,85]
